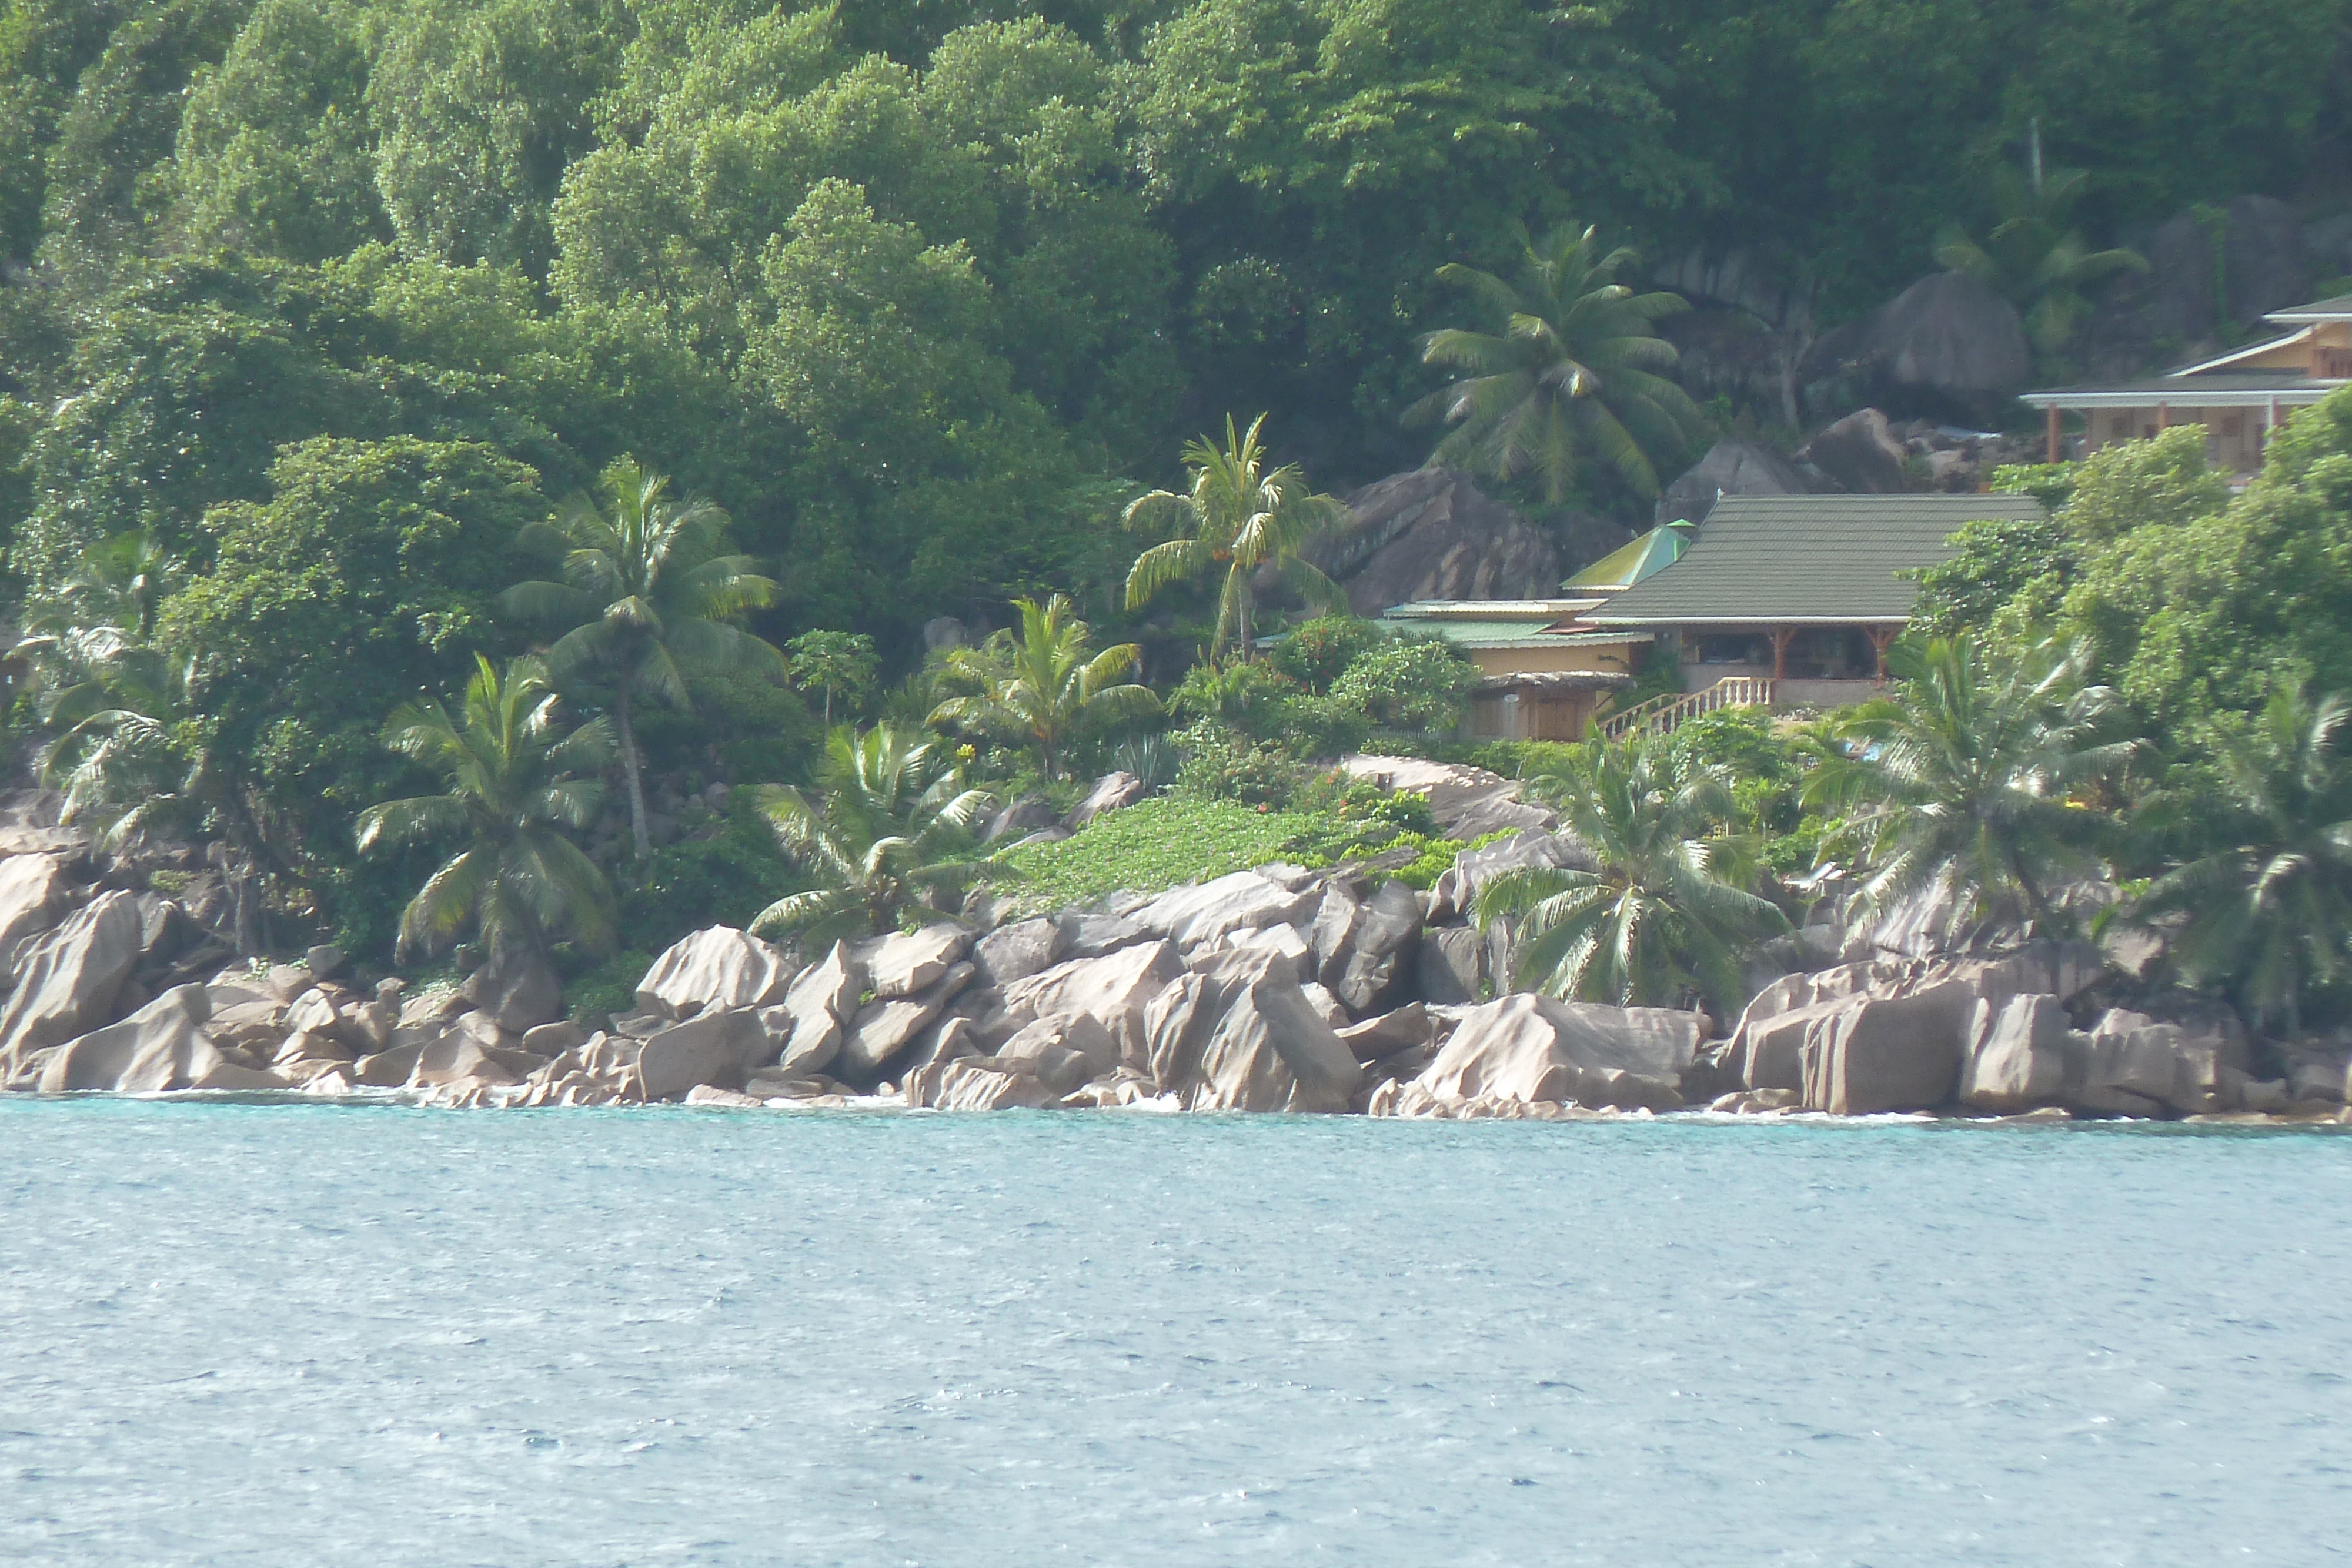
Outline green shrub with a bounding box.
[566,949,654,1019]
[1269,614,1387,692]
[614,794,804,957]
[1171,720,1307,805]
[1328,636,1479,731]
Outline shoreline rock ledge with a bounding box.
[1,779,2343,1122]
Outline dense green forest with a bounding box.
[4,0,2351,1009]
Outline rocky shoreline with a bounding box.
[1,774,2346,1127]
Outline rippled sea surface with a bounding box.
[4,1101,2349,1566]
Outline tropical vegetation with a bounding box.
[505,457,783,860]
[928,595,1160,781]
[1123,414,1348,664]
[748,724,995,944]
[1475,737,1787,1011]
[1411,223,1706,504]
[355,654,617,964]
[0,0,2348,1042]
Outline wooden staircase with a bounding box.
[1596,676,1776,741]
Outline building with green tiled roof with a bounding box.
[1588,491,2046,704]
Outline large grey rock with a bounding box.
[1841,270,2033,414]
[769,1005,841,1078]
[920,1058,1060,1112]
[837,982,959,1082]
[634,1009,767,1100]
[1067,772,1144,829]
[1185,977,1360,1113]
[2147,195,2309,339]
[984,795,1060,845]
[1141,972,1222,1093]
[1800,989,1972,1114]
[2070,1008,2228,1116]
[1796,407,1910,494]
[1656,438,1813,528]
[1958,992,2069,1111]
[858,925,971,999]
[407,1032,536,1091]
[1336,756,1555,841]
[1418,925,1487,1006]
[1058,910,1151,959]
[1311,877,1422,1015]
[1309,466,1562,616]
[459,945,564,1032]
[0,854,72,971]
[847,961,975,1079]
[1003,940,1186,1060]
[38,984,219,1092]
[1132,872,1315,952]
[1411,993,1685,1111]
[973,917,1065,988]
[996,1012,1121,1084]
[1196,921,1315,985]
[0,891,143,1077]
[783,941,866,1025]
[1428,830,1591,925]
[636,927,798,1017]
[1336,1002,1434,1063]
[1730,944,2100,1096]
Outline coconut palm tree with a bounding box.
[1475,735,1788,1011]
[928,595,1161,780]
[750,724,996,944]
[356,654,617,963]
[1123,413,1348,664]
[2135,686,2352,1033]
[1804,634,2139,941]
[1411,223,1706,505]
[503,457,784,858]
[1935,164,2146,359]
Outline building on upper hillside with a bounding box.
[1372,522,1691,741]
[1585,492,2047,711]
[2021,295,2352,474]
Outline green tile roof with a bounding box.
[1564,523,1690,591]
[1588,493,2046,626]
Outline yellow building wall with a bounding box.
[1468,644,1636,677]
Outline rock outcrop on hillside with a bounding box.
[1309,466,1565,614]
[1655,437,1813,526]
[1803,271,2032,426]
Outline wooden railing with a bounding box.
[1597,676,1776,741]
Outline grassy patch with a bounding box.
[994,794,1363,912]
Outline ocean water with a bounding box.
[2,1102,2347,1567]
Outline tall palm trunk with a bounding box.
[615,681,651,859]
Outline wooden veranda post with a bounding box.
[1866,624,1900,678]
[1768,627,1795,681]
[2045,404,2062,464]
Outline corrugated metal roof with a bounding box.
[2268,295,2352,322]
[1383,599,1600,621]
[1398,621,1653,650]
[1588,493,2046,626]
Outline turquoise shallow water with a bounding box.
[2,1102,2348,1566]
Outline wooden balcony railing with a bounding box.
[1596,676,1776,741]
